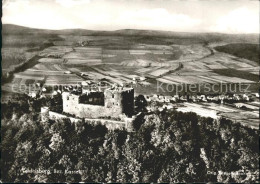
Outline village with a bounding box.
[31,76,259,131]
[144,91,259,129]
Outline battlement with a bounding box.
[62,87,134,119]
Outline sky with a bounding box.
[2,0,259,33]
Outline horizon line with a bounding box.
[2,23,259,35]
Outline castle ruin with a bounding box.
[62,87,134,119]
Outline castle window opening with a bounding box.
[112,94,114,98]
[78,92,105,106]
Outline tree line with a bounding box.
[1,95,259,182]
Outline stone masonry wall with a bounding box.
[41,107,132,131]
[62,92,123,119]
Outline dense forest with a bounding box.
[215,43,259,65]
[1,95,259,183]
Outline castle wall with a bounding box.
[41,107,132,131]
[86,118,127,130]
[104,88,134,117]
[104,89,123,108]
[49,111,81,123]
[62,92,123,119]
[41,107,81,123]
[62,88,134,119]
[121,89,134,116]
[41,106,50,122]
[79,91,104,106]
[73,103,122,119]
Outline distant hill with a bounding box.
[2,24,259,44]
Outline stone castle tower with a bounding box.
[104,88,134,116]
[62,87,134,119]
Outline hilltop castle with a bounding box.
[62,87,134,119]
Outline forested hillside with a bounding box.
[1,96,259,183]
[215,43,259,65]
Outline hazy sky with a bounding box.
[2,0,259,33]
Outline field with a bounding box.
[1,47,37,71]
[1,24,259,98]
[1,32,59,76]
[177,102,259,129]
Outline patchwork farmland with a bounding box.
[2,25,259,98]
